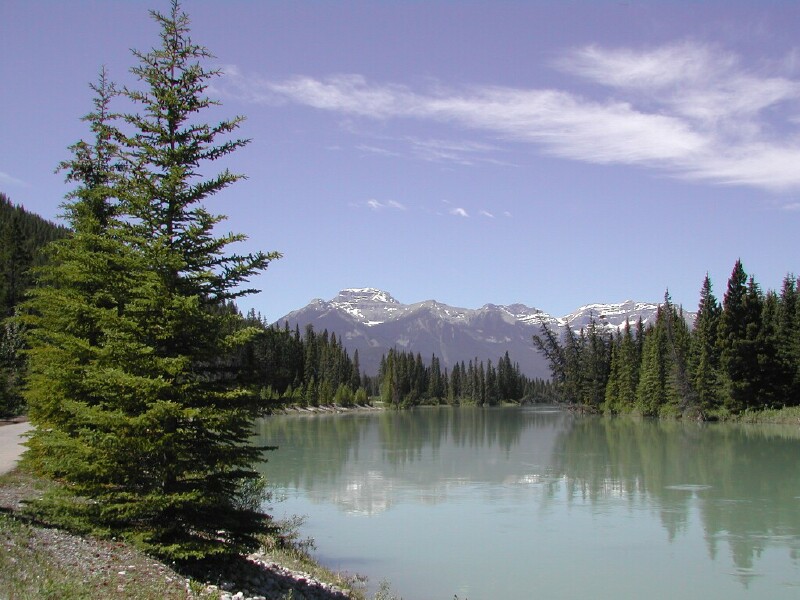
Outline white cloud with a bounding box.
[365,199,406,211]
[405,137,511,166]
[782,202,800,211]
[450,207,469,217]
[479,210,495,218]
[220,42,800,192]
[357,144,401,158]
[0,171,28,188]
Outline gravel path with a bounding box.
[0,421,31,475]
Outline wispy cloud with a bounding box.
[782,202,800,211]
[0,171,28,188]
[353,135,512,166]
[357,144,401,158]
[364,198,406,211]
[405,137,512,166]
[479,210,495,218]
[450,207,469,218]
[220,42,800,192]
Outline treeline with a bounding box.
[371,347,555,407]
[1,193,68,415]
[240,316,555,408]
[534,260,800,418]
[239,316,368,407]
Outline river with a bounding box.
[253,406,800,599]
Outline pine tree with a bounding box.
[758,290,792,407]
[1,215,28,318]
[777,275,799,405]
[0,316,25,416]
[718,260,752,412]
[23,2,279,560]
[617,319,641,411]
[603,331,622,414]
[583,316,611,408]
[662,298,693,415]
[690,274,722,415]
[635,316,667,416]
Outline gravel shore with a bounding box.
[0,470,360,599]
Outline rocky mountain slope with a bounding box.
[275,288,694,378]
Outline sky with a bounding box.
[2,0,800,322]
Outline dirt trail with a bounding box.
[0,421,31,475]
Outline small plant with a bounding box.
[373,579,402,600]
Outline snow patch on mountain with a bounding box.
[274,288,697,378]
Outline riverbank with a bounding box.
[563,403,800,424]
[272,403,384,415]
[0,469,370,600]
[727,405,800,424]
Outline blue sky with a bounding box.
[2,1,800,321]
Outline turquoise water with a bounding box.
[254,407,800,599]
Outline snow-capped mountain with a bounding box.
[275,288,695,378]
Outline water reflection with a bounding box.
[254,407,568,515]
[254,408,800,586]
[550,417,800,573]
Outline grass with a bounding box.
[728,405,800,424]
[0,511,200,600]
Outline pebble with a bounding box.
[208,553,353,600]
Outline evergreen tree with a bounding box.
[603,331,623,414]
[635,315,667,416]
[0,213,32,318]
[23,2,279,560]
[690,274,722,415]
[582,316,612,408]
[662,298,693,415]
[351,349,361,390]
[485,359,499,405]
[0,193,68,319]
[428,354,444,401]
[0,316,25,416]
[758,291,792,407]
[778,275,800,404]
[718,260,753,412]
[618,319,641,411]
[634,295,690,417]
[448,362,460,405]
[532,322,566,386]
[559,326,585,404]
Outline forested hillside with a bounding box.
[1,193,68,415]
[534,260,800,418]
[0,193,68,318]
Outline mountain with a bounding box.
[275,288,695,378]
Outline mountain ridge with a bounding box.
[276,288,695,378]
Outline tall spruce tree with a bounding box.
[758,290,792,407]
[635,311,668,415]
[778,275,799,404]
[603,320,639,414]
[718,260,752,412]
[690,274,722,415]
[23,1,280,560]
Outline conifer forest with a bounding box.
[534,260,800,418]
